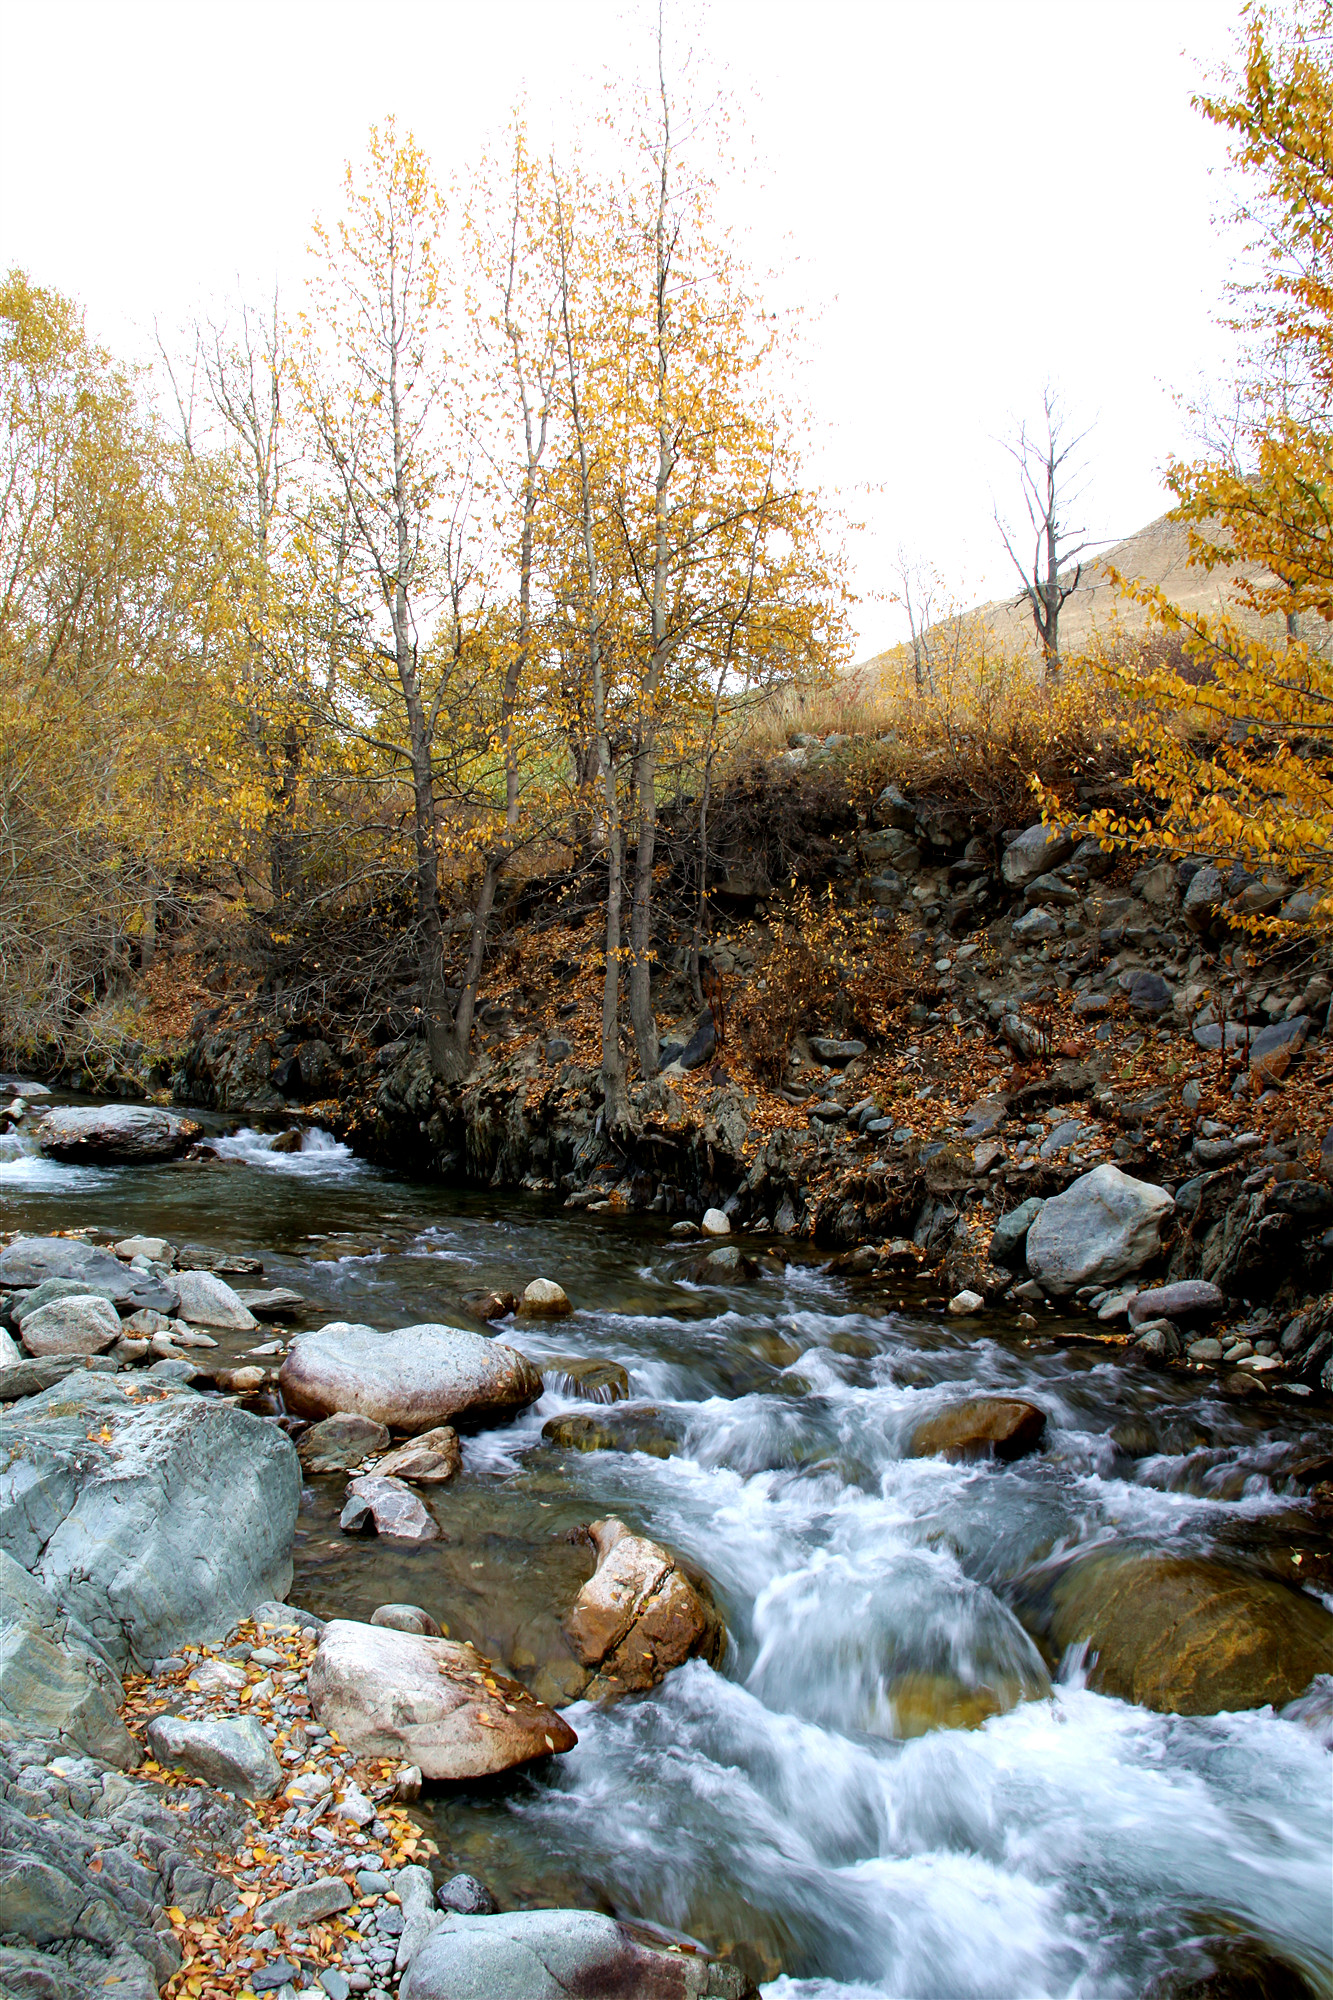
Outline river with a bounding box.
[3,1109,1331,1998]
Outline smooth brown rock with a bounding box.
[1012,1545,1333,1715]
[540,1356,630,1404]
[280,1321,542,1434]
[465,1290,517,1322]
[563,1517,725,1698]
[296,1411,391,1473]
[308,1617,577,1778]
[369,1425,462,1484]
[370,1603,442,1637]
[908,1397,1047,1463]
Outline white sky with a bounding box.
[0,0,1242,655]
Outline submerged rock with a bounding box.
[0,1375,300,1668]
[33,1104,201,1162]
[280,1321,542,1434]
[908,1397,1046,1463]
[400,1908,759,2000]
[541,1411,679,1458]
[1012,1544,1333,1715]
[541,1357,629,1403]
[308,1618,577,1778]
[563,1517,726,1698]
[370,1602,442,1637]
[1024,1165,1174,1296]
[296,1410,390,1473]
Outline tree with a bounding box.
[1089,0,1333,921]
[994,387,1093,676]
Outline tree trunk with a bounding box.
[452,852,503,1056]
[599,757,628,1132]
[629,734,659,1072]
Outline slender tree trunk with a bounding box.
[453,852,504,1053]
[629,735,659,1067]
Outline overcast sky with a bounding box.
[0,0,1242,654]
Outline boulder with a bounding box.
[370,1426,462,1484]
[33,1105,201,1163]
[989,1197,1044,1266]
[18,1296,122,1358]
[280,1322,542,1435]
[700,1207,731,1236]
[145,1714,282,1798]
[436,1874,498,1916]
[296,1411,391,1473]
[690,1245,759,1283]
[13,1277,120,1324]
[171,1270,258,1331]
[677,1014,717,1070]
[400,1909,758,2000]
[1024,1164,1174,1296]
[1001,823,1076,889]
[1127,1281,1224,1328]
[1182,862,1225,933]
[0,1239,177,1316]
[0,1550,138,1767]
[1250,1014,1313,1063]
[563,1517,726,1698]
[908,1397,1046,1463]
[235,1287,304,1319]
[340,1474,440,1542]
[307,1618,577,1778]
[0,1374,300,1668]
[518,1279,572,1318]
[114,1237,172,1264]
[1012,1544,1333,1714]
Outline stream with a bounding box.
[3,1108,1331,1998]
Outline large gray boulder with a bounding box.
[1001,823,1076,890]
[33,1105,200,1163]
[0,1239,177,1317]
[0,1374,300,1668]
[19,1296,121,1358]
[171,1270,257,1332]
[145,1714,281,1798]
[0,1550,138,1767]
[1024,1164,1174,1296]
[400,1909,757,1999]
[280,1321,542,1434]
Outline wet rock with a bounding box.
[400,1908,758,2000]
[1012,1544,1333,1714]
[563,1517,726,1698]
[519,1279,572,1317]
[18,1296,122,1358]
[340,1474,440,1541]
[0,1374,300,1668]
[701,1207,731,1236]
[989,1197,1045,1266]
[145,1713,282,1798]
[308,1617,577,1778]
[1132,1320,1182,1362]
[213,1365,266,1393]
[1128,1281,1224,1328]
[32,1105,201,1162]
[0,1239,176,1316]
[280,1321,542,1434]
[371,1603,442,1637]
[1002,823,1077,889]
[946,1290,984,1316]
[908,1397,1046,1463]
[1143,1929,1323,1999]
[370,1425,462,1484]
[171,1270,258,1332]
[0,1549,138,1767]
[690,1244,760,1283]
[296,1411,391,1473]
[234,1287,304,1319]
[542,1411,679,1458]
[466,1289,518,1322]
[1281,1673,1333,1750]
[1024,1164,1174,1296]
[437,1873,499,1916]
[1187,1337,1224,1362]
[541,1357,630,1403]
[887,1667,1050,1739]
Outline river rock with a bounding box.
[145,1713,282,1798]
[0,1328,19,1369]
[1012,1544,1333,1714]
[0,1549,138,1766]
[13,1277,118,1324]
[519,1279,572,1317]
[371,1603,442,1637]
[256,1875,352,1929]
[114,1236,172,1264]
[989,1197,1044,1266]
[541,1357,630,1404]
[308,1618,577,1777]
[340,1474,440,1541]
[465,1289,518,1322]
[171,1270,258,1331]
[701,1207,731,1236]
[33,1105,201,1162]
[370,1426,462,1484]
[235,1287,304,1319]
[1127,1281,1224,1328]
[280,1322,542,1434]
[18,1296,122,1358]
[563,1517,726,1698]
[0,1238,177,1316]
[690,1244,759,1283]
[1024,1165,1174,1296]
[0,1374,300,1668]
[297,1411,391,1472]
[436,1874,499,1916]
[400,1909,759,2000]
[908,1397,1046,1463]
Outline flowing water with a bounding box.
[3,1104,1331,1997]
